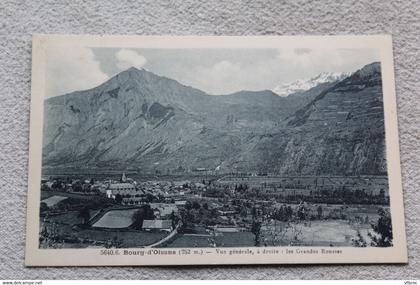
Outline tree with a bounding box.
[272,206,284,221]
[251,206,257,218]
[317,205,323,220]
[105,235,123,248]
[132,208,145,230]
[73,182,83,192]
[369,208,393,247]
[364,215,369,224]
[78,207,91,225]
[286,206,293,220]
[240,207,248,218]
[297,205,307,221]
[170,210,178,229]
[379,189,385,198]
[52,180,63,190]
[192,201,201,210]
[352,231,367,247]
[251,220,261,246]
[143,204,155,219]
[378,189,386,203]
[185,201,192,211]
[132,205,155,230]
[115,193,123,204]
[179,208,194,231]
[40,202,49,213]
[145,193,155,203]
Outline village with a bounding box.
[39,172,392,249]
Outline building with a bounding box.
[214,226,246,233]
[142,220,172,232]
[105,183,137,198]
[191,167,214,175]
[174,200,187,206]
[217,209,236,216]
[150,203,178,219]
[121,172,127,182]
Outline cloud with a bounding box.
[46,47,380,98]
[191,60,246,94]
[180,48,380,95]
[277,47,379,74]
[185,58,280,95]
[275,48,380,79]
[294,48,312,55]
[276,49,336,71]
[115,49,147,70]
[45,47,109,98]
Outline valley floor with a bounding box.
[38,174,392,249]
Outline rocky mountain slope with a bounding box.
[237,62,386,175]
[42,63,386,176]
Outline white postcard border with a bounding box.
[25,35,408,266]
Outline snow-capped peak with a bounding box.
[273,72,352,97]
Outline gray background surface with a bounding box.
[0,0,419,279]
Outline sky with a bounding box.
[44,46,380,98]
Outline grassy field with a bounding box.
[47,211,82,225]
[42,208,168,248]
[166,220,374,248]
[165,232,255,248]
[165,234,211,247]
[76,229,167,247]
[261,219,373,246]
[92,209,138,228]
[41,189,101,200]
[41,223,167,248]
[41,195,68,207]
[216,232,255,247]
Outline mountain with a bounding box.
[42,68,292,172]
[42,63,386,176]
[236,62,386,175]
[272,72,352,97]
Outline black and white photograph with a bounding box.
[25,35,407,266]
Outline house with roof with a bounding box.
[149,203,178,219]
[174,200,187,206]
[142,220,172,232]
[104,183,136,198]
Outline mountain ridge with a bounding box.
[42,62,386,176]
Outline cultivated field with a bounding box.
[92,209,139,228]
[41,195,68,207]
[262,220,372,246]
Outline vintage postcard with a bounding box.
[26,35,407,266]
